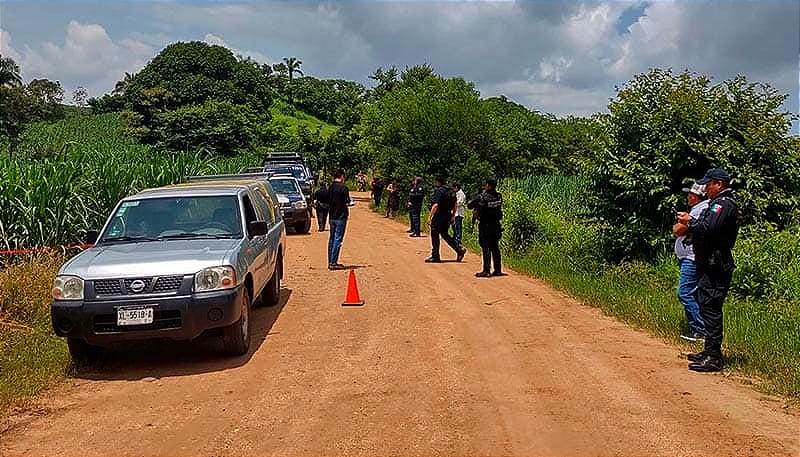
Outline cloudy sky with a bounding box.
[1,1,798,130]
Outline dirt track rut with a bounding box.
[2,192,799,455]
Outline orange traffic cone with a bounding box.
[342,269,365,306]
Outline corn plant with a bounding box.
[0,114,257,250]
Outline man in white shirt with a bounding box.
[452,182,467,247]
[672,181,709,342]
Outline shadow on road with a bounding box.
[338,264,370,270]
[74,288,292,381]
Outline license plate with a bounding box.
[117,306,154,326]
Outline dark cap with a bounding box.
[696,168,731,184]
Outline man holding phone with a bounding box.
[672,181,709,342]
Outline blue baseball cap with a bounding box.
[696,168,731,184]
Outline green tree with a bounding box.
[0,55,23,88]
[282,56,304,105]
[113,72,134,95]
[120,41,273,153]
[592,68,800,261]
[360,71,496,188]
[368,66,398,99]
[156,100,262,156]
[73,86,89,107]
[0,78,64,154]
[481,96,559,176]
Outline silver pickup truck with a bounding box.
[50,180,286,361]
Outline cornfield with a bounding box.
[502,175,590,218]
[0,114,257,250]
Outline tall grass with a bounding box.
[0,114,258,250]
[0,253,70,412]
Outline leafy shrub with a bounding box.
[732,224,800,302]
[591,69,800,261]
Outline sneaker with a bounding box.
[680,332,706,342]
[688,356,723,372]
[327,264,337,270]
[491,271,507,277]
[425,257,442,263]
[409,233,421,237]
[456,247,467,262]
[406,229,413,233]
[475,271,492,278]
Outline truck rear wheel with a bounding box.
[295,220,311,234]
[223,288,251,356]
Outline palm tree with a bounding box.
[112,72,134,95]
[282,56,304,104]
[0,55,23,88]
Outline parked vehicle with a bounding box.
[268,175,312,234]
[242,152,317,197]
[51,180,286,362]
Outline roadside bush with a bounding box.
[732,224,800,302]
[592,69,800,262]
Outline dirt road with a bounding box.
[2,193,798,455]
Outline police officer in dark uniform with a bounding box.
[425,176,466,263]
[468,178,504,278]
[408,177,425,237]
[676,168,739,372]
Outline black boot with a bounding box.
[688,355,723,372]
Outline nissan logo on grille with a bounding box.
[129,279,146,293]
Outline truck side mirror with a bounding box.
[85,230,100,245]
[248,221,269,237]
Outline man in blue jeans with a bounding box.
[451,182,466,247]
[327,170,351,270]
[672,181,709,341]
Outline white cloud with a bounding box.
[202,33,273,65]
[486,78,611,117]
[0,28,23,64]
[10,21,155,97]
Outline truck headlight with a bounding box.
[194,266,237,292]
[292,200,307,209]
[53,275,84,300]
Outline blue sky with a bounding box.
[1,1,798,132]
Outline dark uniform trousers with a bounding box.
[410,204,422,234]
[316,207,328,231]
[430,221,459,260]
[479,223,502,274]
[697,267,733,359]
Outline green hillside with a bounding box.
[269,98,337,138]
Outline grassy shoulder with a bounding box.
[0,254,71,414]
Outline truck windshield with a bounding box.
[100,196,242,242]
[269,178,301,195]
[266,165,306,180]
